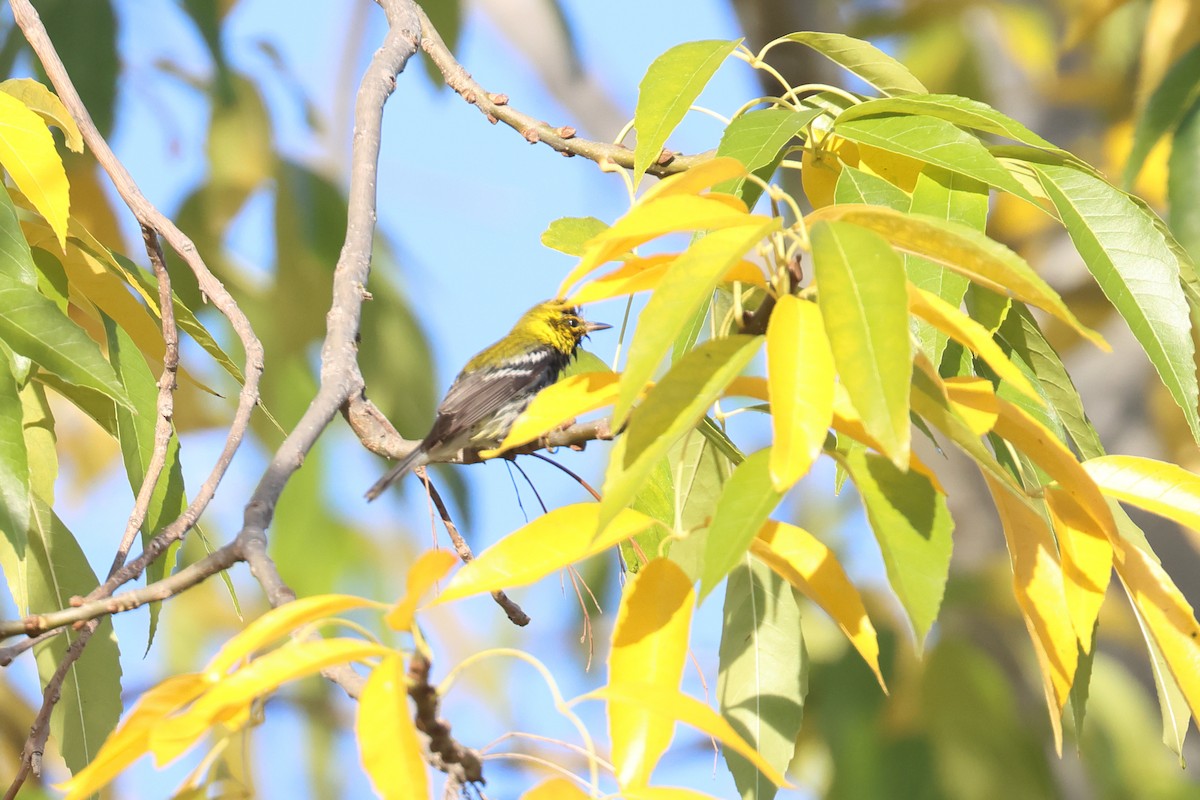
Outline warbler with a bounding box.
[365,299,610,500]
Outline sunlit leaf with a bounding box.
[0,90,68,247]
[0,358,29,582]
[491,371,619,454]
[432,505,661,605]
[697,448,783,598]
[1082,455,1200,540]
[640,157,750,205]
[833,164,910,208]
[633,40,742,186]
[0,77,83,152]
[520,778,592,799]
[358,653,429,800]
[385,549,458,633]
[609,558,695,789]
[751,520,885,689]
[715,108,820,206]
[1045,487,1113,654]
[983,478,1077,754]
[839,448,953,651]
[812,219,911,467]
[767,295,834,492]
[541,216,609,257]
[0,186,37,287]
[1124,42,1200,187]
[776,33,928,96]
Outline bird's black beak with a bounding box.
[584,321,612,334]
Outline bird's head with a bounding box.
[516,299,611,355]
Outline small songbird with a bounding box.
[365,299,610,500]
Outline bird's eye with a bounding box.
[567,317,580,328]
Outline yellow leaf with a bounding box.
[941,376,999,436]
[960,389,1117,540]
[0,78,83,152]
[1114,540,1200,726]
[751,521,885,690]
[766,296,834,492]
[0,90,69,248]
[609,558,696,789]
[801,136,857,209]
[983,477,1076,755]
[490,372,620,455]
[385,549,459,632]
[56,674,207,800]
[559,196,768,295]
[622,788,724,800]
[1082,455,1200,544]
[569,255,766,305]
[907,285,1040,402]
[358,653,429,800]
[154,639,393,763]
[520,778,592,799]
[830,383,945,494]
[578,684,790,789]
[430,505,660,605]
[638,156,749,205]
[855,142,923,193]
[206,595,383,677]
[1045,487,1113,654]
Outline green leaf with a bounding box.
[540,216,609,257]
[833,165,910,209]
[777,32,927,97]
[906,168,988,364]
[103,315,187,651]
[715,108,820,207]
[0,277,132,409]
[699,448,783,598]
[19,379,56,505]
[718,557,806,800]
[1125,43,1200,188]
[0,357,29,600]
[616,219,778,423]
[0,186,36,286]
[812,219,911,465]
[834,114,1034,201]
[1033,162,1200,444]
[602,335,761,537]
[840,447,953,650]
[28,497,122,774]
[633,39,742,186]
[1168,99,1200,263]
[837,94,1067,155]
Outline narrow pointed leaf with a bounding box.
[777,33,927,96]
[1124,42,1200,187]
[0,186,37,286]
[384,549,458,633]
[0,78,83,151]
[1082,455,1200,540]
[0,358,29,581]
[715,108,820,206]
[492,371,619,454]
[359,654,429,800]
[1045,487,1113,654]
[0,91,68,247]
[699,449,783,598]
[833,165,910,208]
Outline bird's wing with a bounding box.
[426,349,557,446]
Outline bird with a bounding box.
[365,299,610,500]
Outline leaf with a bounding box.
[775,33,928,96]
[907,284,1039,402]
[0,185,37,286]
[1082,455,1200,539]
[1124,42,1200,187]
[633,40,742,186]
[28,497,122,774]
[559,196,765,295]
[0,78,83,152]
[837,94,1067,154]
[697,449,783,598]
[751,520,885,689]
[811,219,911,467]
[639,157,750,205]
[579,684,790,789]
[807,204,1106,348]
[0,90,68,248]
[0,277,131,408]
[839,448,953,651]
[570,256,766,306]
[718,557,806,800]
[431,505,660,605]
[603,336,762,536]
[609,558,695,789]
[1032,162,1198,443]
[833,165,910,209]
[206,595,382,676]
[384,549,458,633]
[1168,100,1200,262]
[358,653,429,800]
[982,478,1077,755]
[0,357,29,585]
[833,114,1034,201]
[1045,488,1113,654]
[766,296,834,493]
[715,108,820,207]
[520,779,591,800]
[491,371,619,454]
[541,216,609,256]
[615,219,778,423]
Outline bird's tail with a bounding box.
[364,446,427,501]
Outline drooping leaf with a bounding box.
[1124,42,1200,187]
[775,33,928,96]
[633,40,742,186]
[718,557,806,800]
[1082,455,1200,539]
[384,549,458,633]
[0,77,83,151]
[811,219,911,467]
[0,356,29,589]
[699,448,783,598]
[840,448,953,650]
[358,653,429,800]
[1045,487,1113,654]
[0,90,69,248]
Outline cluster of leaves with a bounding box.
[64,30,1200,799]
